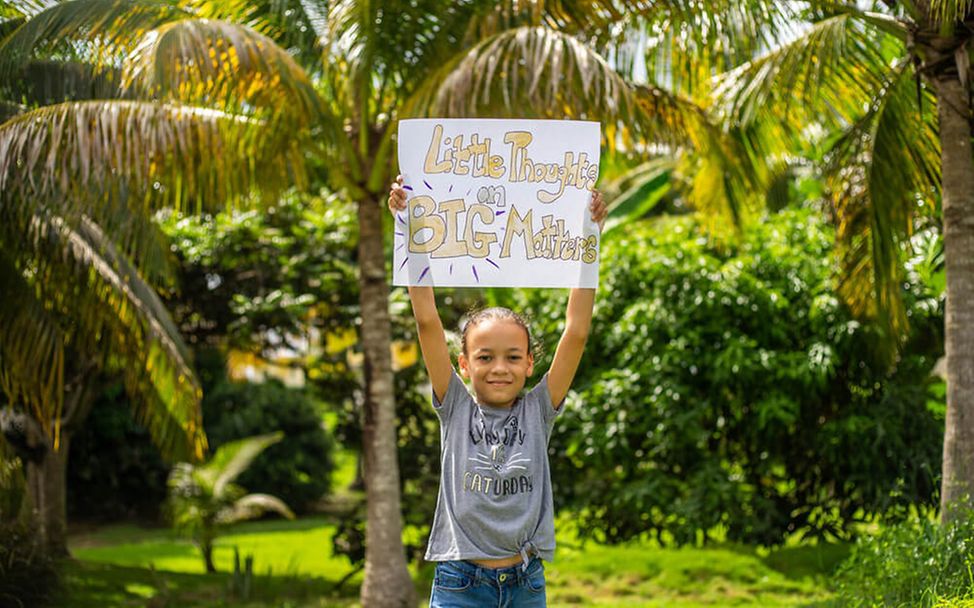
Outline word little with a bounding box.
[423,124,598,203]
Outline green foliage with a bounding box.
[67,382,170,523]
[833,512,974,607]
[0,435,26,523]
[227,546,255,601]
[516,209,944,546]
[167,432,295,573]
[160,192,359,356]
[203,379,334,515]
[0,520,59,608]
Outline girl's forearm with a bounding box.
[408,286,439,325]
[407,285,453,400]
[564,287,595,338]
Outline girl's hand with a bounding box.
[388,175,407,215]
[590,190,607,232]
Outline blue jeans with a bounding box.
[429,558,547,607]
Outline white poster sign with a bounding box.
[393,119,601,288]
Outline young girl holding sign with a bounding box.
[388,176,606,607]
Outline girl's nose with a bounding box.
[491,359,509,372]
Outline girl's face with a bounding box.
[458,318,534,408]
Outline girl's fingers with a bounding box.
[389,179,408,211]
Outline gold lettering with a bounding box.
[431,198,468,258]
[423,124,452,173]
[499,206,537,259]
[585,162,598,190]
[488,153,505,178]
[537,152,573,203]
[582,235,598,264]
[504,131,532,182]
[463,204,497,258]
[407,195,446,253]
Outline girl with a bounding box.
[389,176,606,607]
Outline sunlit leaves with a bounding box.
[715,8,942,350]
[0,213,206,461]
[122,18,323,124]
[0,100,302,216]
[0,0,189,76]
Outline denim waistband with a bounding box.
[443,557,542,586]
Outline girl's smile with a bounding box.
[459,318,534,408]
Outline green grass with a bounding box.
[61,516,843,607]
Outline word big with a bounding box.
[407,196,597,263]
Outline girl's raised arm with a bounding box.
[390,176,453,402]
[547,288,595,409]
[546,190,606,409]
[408,286,453,402]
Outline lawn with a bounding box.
[61,516,845,607]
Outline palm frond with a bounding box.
[0,0,189,75]
[828,63,940,348]
[401,24,766,227]
[219,493,294,523]
[5,1,55,19]
[637,0,803,95]
[0,211,205,460]
[716,13,899,139]
[0,100,304,217]
[193,0,326,69]
[204,432,283,497]
[1,59,121,109]
[0,15,26,38]
[601,158,675,236]
[121,18,323,124]
[927,0,974,26]
[0,251,65,438]
[403,26,638,126]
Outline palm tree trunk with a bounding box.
[26,433,70,557]
[24,363,100,556]
[935,74,974,523]
[356,195,416,608]
[201,538,217,573]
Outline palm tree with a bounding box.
[167,432,295,574]
[2,0,793,603]
[717,0,973,522]
[0,0,316,555]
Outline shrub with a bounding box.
[203,379,335,514]
[833,513,974,607]
[67,382,169,522]
[0,521,59,608]
[514,210,944,545]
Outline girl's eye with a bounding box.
[478,355,491,361]
[509,356,522,361]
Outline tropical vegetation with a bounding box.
[1,0,973,607]
[167,432,295,573]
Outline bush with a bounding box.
[203,379,335,514]
[0,520,60,608]
[67,383,169,522]
[514,209,944,545]
[833,513,974,607]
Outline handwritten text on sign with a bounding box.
[393,119,601,288]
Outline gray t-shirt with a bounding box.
[425,370,564,563]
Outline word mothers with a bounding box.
[408,196,598,263]
[423,124,598,203]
